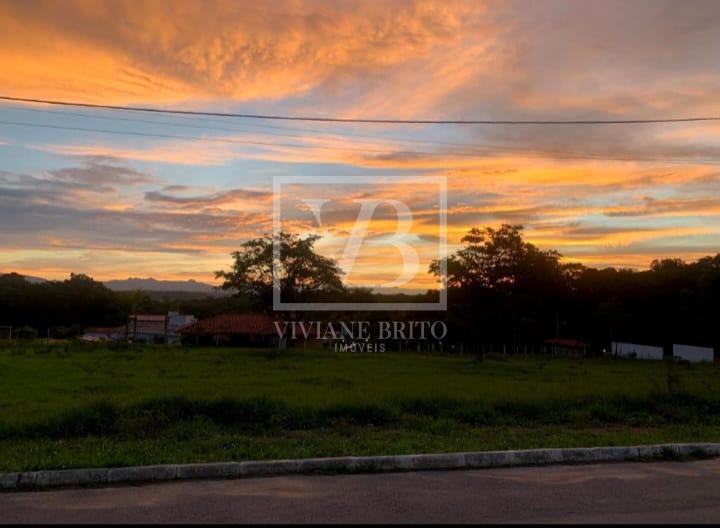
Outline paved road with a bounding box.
[3,459,720,523]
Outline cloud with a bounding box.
[0,188,270,254]
[145,188,271,208]
[0,0,485,103]
[0,158,153,202]
[3,1,720,158]
[604,197,720,218]
[36,141,242,166]
[0,160,275,282]
[3,0,720,280]
[49,157,153,190]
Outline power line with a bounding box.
[2,104,497,153]
[2,95,720,125]
[0,119,412,155]
[2,118,719,165]
[9,104,676,160]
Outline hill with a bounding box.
[103,277,221,294]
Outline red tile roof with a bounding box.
[180,313,276,336]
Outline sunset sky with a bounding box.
[1,0,719,289]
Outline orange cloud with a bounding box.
[3,0,720,284]
[0,0,486,104]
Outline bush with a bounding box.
[50,325,82,339]
[14,326,38,339]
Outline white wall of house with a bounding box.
[673,344,714,363]
[612,341,664,360]
[168,313,196,332]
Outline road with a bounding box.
[2,459,720,523]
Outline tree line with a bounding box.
[216,226,720,350]
[431,225,720,350]
[0,273,249,337]
[3,225,720,349]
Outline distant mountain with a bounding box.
[103,277,222,294]
[370,286,431,295]
[5,272,430,297]
[20,274,48,284]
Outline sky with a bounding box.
[1,0,720,289]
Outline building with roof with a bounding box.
[612,341,664,360]
[128,312,196,345]
[167,312,196,344]
[543,337,590,356]
[179,313,279,347]
[128,314,168,344]
[673,344,715,363]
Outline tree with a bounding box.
[0,272,124,330]
[429,225,584,347]
[216,232,344,307]
[430,224,571,292]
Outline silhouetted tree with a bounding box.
[0,272,124,331]
[216,232,344,308]
[430,224,572,292]
[4,226,720,352]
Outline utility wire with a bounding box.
[0,119,416,155]
[2,95,720,125]
[7,104,669,160]
[2,105,497,153]
[2,118,719,165]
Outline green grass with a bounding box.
[1,342,719,471]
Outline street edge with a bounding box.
[3,442,719,491]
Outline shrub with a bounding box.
[14,326,38,339]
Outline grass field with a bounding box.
[1,342,719,472]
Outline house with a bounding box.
[167,312,197,345]
[179,313,278,347]
[612,341,664,360]
[543,337,590,356]
[128,314,168,344]
[168,312,196,332]
[673,344,714,363]
[128,312,196,345]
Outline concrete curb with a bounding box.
[3,442,720,491]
